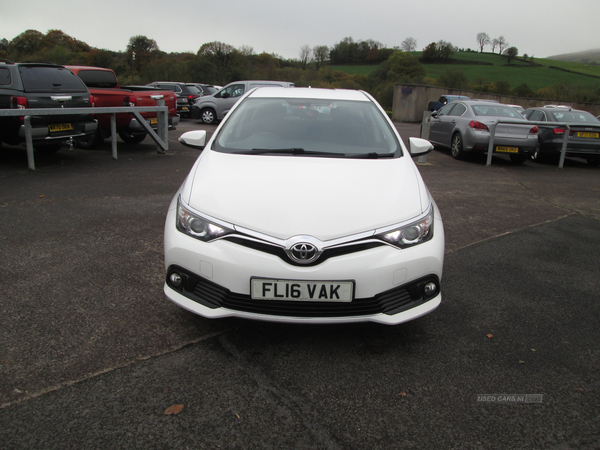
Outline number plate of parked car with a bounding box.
[48,123,73,132]
[576,132,599,138]
[496,146,519,153]
[149,117,157,125]
[251,278,354,302]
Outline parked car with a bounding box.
[524,106,600,165]
[164,87,444,325]
[507,104,526,115]
[428,95,471,112]
[428,100,539,163]
[0,60,97,153]
[67,66,179,148]
[146,82,202,117]
[191,80,295,124]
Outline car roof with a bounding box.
[248,87,370,101]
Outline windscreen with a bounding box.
[19,66,88,92]
[214,97,401,158]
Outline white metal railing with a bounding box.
[487,120,570,169]
[0,101,169,170]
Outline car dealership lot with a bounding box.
[1,119,599,449]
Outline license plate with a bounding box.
[496,146,519,153]
[576,132,599,138]
[251,278,354,302]
[181,106,189,111]
[149,117,157,125]
[48,123,73,132]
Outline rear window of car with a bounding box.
[550,111,600,123]
[19,66,88,92]
[472,105,523,118]
[182,85,201,95]
[75,69,118,88]
[0,67,11,85]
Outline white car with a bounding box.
[164,87,445,325]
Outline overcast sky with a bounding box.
[1,0,599,60]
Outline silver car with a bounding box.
[428,101,539,163]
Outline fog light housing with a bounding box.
[170,272,183,288]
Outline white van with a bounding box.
[191,80,294,124]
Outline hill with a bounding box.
[547,49,600,64]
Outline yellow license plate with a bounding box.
[181,106,189,111]
[48,123,73,132]
[496,146,519,153]
[576,132,599,138]
[149,117,157,125]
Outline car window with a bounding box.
[214,97,401,158]
[437,103,455,116]
[528,110,545,121]
[472,105,523,118]
[554,111,599,123]
[76,69,118,88]
[0,67,11,85]
[448,103,466,117]
[19,66,88,92]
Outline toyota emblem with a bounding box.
[287,242,320,264]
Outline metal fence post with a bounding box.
[558,125,570,169]
[24,116,35,171]
[110,113,118,160]
[156,99,167,153]
[486,122,497,166]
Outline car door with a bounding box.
[216,83,245,119]
[429,103,456,145]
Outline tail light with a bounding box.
[187,95,199,102]
[468,120,489,131]
[529,126,538,134]
[553,128,565,135]
[11,96,27,109]
[124,95,136,107]
[89,95,95,107]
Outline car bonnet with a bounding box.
[184,150,426,241]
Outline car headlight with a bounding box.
[176,196,233,242]
[377,207,434,249]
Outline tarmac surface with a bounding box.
[0,119,599,449]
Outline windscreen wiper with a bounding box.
[245,148,344,156]
[350,152,395,159]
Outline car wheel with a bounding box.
[118,131,147,144]
[201,108,216,125]
[509,154,528,164]
[450,133,465,160]
[77,128,104,150]
[586,156,600,166]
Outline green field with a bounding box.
[331,52,600,92]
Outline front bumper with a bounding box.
[163,198,445,325]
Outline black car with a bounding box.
[194,84,219,96]
[0,60,97,153]
[428,95,471,112]
[524,106,600,165]
[146,82,202,117]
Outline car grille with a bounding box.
[223,236,385,266]
[187,275,429,318]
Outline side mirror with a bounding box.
[431,111,438,118]
[178,130,207,150]
[221,92,230,99]
[409,137,433,156]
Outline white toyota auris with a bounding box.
[164,87,444,325]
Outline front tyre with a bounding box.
[77,128,104,150]
[118,131,147,144]
[451,133,465,160]
[200,108,216,125]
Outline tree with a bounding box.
[126,35,159,73]
[401,37,417,52]
[238,45,254,56]
[421,42,438,61]
[497,36,508,54]
[491,38,499,53]
[437,40,455,60]
[9,29,44,56]
[299,44,312,69]
[504,46,518,64]
[313,45,329,69]
[476,32,490,53]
